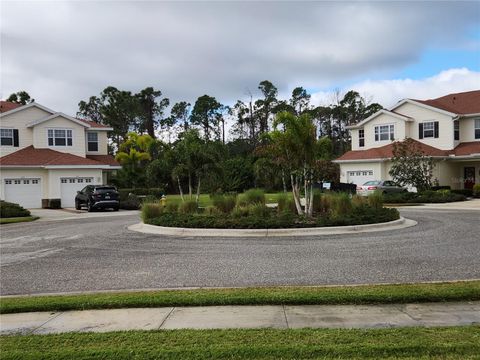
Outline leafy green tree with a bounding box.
[389,138,435,192]
[114,132,153,188]
[78,87,140,150]
[270,111,318,216]
[169,101,191,133]
[289,87,311,115]
[190,95,223,141]
[255,80,279,136]
[6,91,34,104]
[136,87,169,139]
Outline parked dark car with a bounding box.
[75,185,119,212]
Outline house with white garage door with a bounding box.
[334,90,480,189]
[0,101,121,208]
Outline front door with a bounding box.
[464,167,476,190]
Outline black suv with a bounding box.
[75,185,119,212]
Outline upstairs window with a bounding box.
[419,121,439,139]
[1,128,14,146]
[374,124,394,141]
[475,119,480,139]
[358,129,365,147]
[454,120,459,141]
[48,129,72,146]
[87,132,98,152]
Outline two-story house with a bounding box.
[334,90,480,190]
[0,101,121,208]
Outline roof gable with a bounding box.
[347,109,412,129]
[0,102,56,117]
[26,113,90,128]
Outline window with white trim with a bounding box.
[475,119,480,139]
[48,129,72,146]
[358,129,365,147]
[374,124,394,141]
[87,132,98,152]
[422,121,435,138]
[1,128,14,146]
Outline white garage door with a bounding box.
[4,178,42,209]
[60,177,94,208]
[346,170,375,186]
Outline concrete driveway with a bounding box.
[0,208,479,295]
[29,208,140,222]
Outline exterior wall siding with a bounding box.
[459,117,480,143]
[351,113,406,151]
[0,107,51,156]
[393,102,455,150]
[32,117,87,157]
[86,131,109,155]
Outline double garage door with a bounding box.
[4,178,42,209]
[346,170,375,186]
[3,177,95,209]
[60,177,94,208]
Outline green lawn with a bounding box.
[1,281,479,314]
[0,216,39,224]
[1,326,479,359]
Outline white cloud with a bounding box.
[311,68,480,108]
[1,1,479,115]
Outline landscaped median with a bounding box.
[1,280,479,314]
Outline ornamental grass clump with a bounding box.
[332,193,353,217]
[204,205,222,215]
[352,194,368,209]
[178,200,198,214]
[312,190,322,214]
[141,203,163,222]
[368,191,384,209]
[237,189,265,206]
[165,202,179,213]
[319,193,334,214]
[212,195,236,213]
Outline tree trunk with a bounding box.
[177,176,184,201]
[291,174,303,215]
[195,177,201,204]
[188,172,193,199]
[281,169,287,193]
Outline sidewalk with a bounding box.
[396,198,480,211]
[1,301,479,335]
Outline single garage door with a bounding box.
[346,170,375,187]
[4,178,42,208]
[60,177,94,208]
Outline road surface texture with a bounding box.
[1,209,479,295]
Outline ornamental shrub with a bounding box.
[351,194,367,209]
[332,193,353,217]
[141,203,163,222]
[0,201,31,218]
[473,184,480,198]
[120,194,141,210]
[237,188,265,206]
[212,195,236,213]
[178,200,198,214]
[368,191,383,209]
[165,201,179,213]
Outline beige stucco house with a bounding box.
[0,101,120,208]
[334,90,480,190]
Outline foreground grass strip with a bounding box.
[1,326,479,360]
[1,281,479,314]
[0,216,39,224]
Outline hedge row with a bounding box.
[0,201,31,218]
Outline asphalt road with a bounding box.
[1,209,479,295]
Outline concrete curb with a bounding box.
[128,217,417,238]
